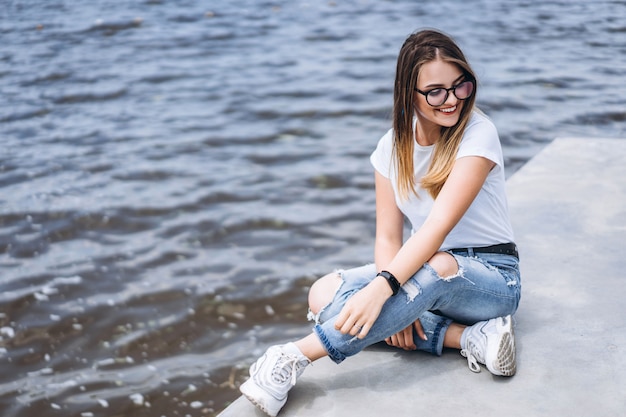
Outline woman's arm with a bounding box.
[334,155,495,339]
[373,171,404,270]
[384,155,495,284]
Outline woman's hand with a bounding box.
[334,276,391,339]
[385,319,427,350]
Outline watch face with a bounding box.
[379,271,400,295]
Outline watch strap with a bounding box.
[377,270,400,296]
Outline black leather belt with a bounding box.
[449,242,519,259]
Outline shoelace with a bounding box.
[271,353,307,386]
[460,341,484,373]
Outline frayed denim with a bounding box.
[308,252,521,364]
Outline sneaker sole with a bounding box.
[489,315,516,376]
[240,378,285,417]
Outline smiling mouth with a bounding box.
[439,105,457,113]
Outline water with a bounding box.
[1,0,624,415]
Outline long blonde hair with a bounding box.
[392,29,477,200]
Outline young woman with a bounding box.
[240,29,521,417]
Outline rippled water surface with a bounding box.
[1,0,625,415]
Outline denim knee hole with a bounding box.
[307,269,346,325]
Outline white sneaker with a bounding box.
[460,315,516,376]
[240,344,311,417]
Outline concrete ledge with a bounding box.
[219,137,626,417]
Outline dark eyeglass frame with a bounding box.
[414,79,475,107]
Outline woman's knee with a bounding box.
[427,252,458,278]
[308,272,342,315]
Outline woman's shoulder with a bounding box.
[458,110,503,162]
[466,109,497,132]
[462,110,500,143]
[370,127,396,176]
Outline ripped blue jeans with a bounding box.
[309,251,521,364]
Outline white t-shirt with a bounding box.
[370,111,514,250]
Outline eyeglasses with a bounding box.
[414,79,475,107]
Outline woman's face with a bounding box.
[414,58,468,131]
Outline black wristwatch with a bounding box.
[377,270,401,296]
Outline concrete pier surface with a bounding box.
[218,137,626,417]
